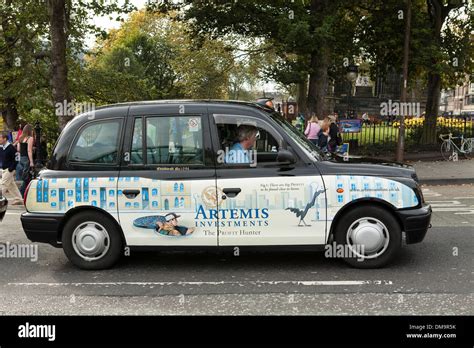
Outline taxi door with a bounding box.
[209,105,327,246]
[117,104,218,246]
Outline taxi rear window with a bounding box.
[69,119,121,164]
[130,116,204,166]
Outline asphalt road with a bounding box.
[0,184,472,315]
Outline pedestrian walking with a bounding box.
[0,131,23,205]
[13,123,23,180]
[17,124,35,196]
[304,114,321,145]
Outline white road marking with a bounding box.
[432,207,474,212]
[5,211,24,215]
[428,200,474,215]
[429,200,464,206]
[422,189,441,197]
[7,280,393,287]
[453,197,474,200]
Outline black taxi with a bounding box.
[21,100,431,269]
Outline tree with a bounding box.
[357,0,473,144]
[47,0,71,129]
[0,0,48,130]
[227,62,259,100]
[151,0,362,117]
[421,0,473,143]
[47,0,136,129]
[83,10,236,103]
[82,11,181,103]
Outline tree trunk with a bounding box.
[422,72,441,144]
[296,77,308,116]
[48,0,72,130]
[422,0,457,145]
[4,98,19,130]
[307,47,330,118]
[306,0,330,119]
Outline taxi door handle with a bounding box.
[122,189,140,199]
[222,188,241,198]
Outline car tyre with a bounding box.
[62,211,123,270]
[334,205,401,268]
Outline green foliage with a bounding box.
[3,0,472,152]
[1,0,136,139]
[0,0,63,151]
[152,0,364,114]
[357,0,474,89]
[0,0,49,126]
[79,11,238,103]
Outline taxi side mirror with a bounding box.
[277,149,296,165]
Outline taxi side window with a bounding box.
[214,115,282,166]
[130,118,143,164]
[130,116,204,166]
[69,119,121,164]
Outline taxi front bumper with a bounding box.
[396,204,432,244]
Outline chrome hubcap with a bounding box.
[72,221,110,261]
[346,217,389,259]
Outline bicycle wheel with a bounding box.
[461,139,473,159]
[440,141,453,160]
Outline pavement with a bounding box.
[0,184,472,315]
[410,159,474,185]
[370,150,474,185]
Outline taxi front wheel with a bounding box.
[334,206,401,268]
[62,211,123,270]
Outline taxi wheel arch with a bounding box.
[329,201,403,268]
[329,200,403,241]
[58,206,126,246]
[59,208,125,270]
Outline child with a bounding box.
[317,122,330,152]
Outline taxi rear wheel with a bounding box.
[334,205,401,268]
[62,211,123,270]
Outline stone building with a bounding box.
[439,75,474,117]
